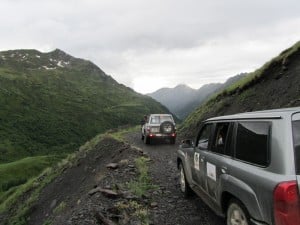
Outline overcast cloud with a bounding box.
[1,0,300,93]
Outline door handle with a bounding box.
[200,157,205,162]
[221,166,227,174]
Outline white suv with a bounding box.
[141,114,176,145]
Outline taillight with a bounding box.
[274,180,300,225]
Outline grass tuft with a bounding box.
[128,157,157,197]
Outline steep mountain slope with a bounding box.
[0,49,170,163]
[180,41,300,138]
[148,73,246,119]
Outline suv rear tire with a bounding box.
[160,121,175,134]
[226,199,250,225]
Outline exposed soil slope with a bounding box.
[180,41,300,138]
[27,137,147,225]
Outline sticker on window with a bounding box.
[194,153,200,170]
[207,162,216,181]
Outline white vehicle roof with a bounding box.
[206,107,300,122]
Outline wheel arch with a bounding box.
[219,176,264,222]
[221,191,240,215]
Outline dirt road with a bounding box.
[15,131,225,225]
[126,131,225,225]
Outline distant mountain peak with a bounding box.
[46,48,75,62]
[174,84,194,90]
[148,74,247,119]
[51,48,66,54]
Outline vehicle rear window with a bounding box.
[235,122,270,166]
[292,120,300,174]
[150,115,173,124]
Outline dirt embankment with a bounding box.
[15,132,225,225]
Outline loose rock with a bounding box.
[106,163,119,169]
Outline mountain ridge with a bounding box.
[0,48,170,163]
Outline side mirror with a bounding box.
[181,139,194,148]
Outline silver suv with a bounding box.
[177,107,300,225]
[141,114,176,144]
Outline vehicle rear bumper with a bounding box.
[147,133,176,139]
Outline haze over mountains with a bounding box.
[0,49,170,163]
[148,73,247,119]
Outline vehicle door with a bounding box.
[192,123,214,191]
[202,122,234,201]
[292,113,300,194]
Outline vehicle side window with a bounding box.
[235,122,270,166]
[211,122,230,154]
[196,123,213,150]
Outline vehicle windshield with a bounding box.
[292,120,300,174]
[150,115,173,124]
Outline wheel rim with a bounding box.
[180,166,186,192]
[228,204,248,225]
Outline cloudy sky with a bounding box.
[1,0,300,94]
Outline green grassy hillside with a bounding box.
[180,41,300,138]
[0,49,170,163]
[0,155,60,195]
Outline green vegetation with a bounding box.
[128,156,157,197]
[116,155,154,225]
[116,200,150,225]
[0,136,96,225]
[0,49,170,163]
[0,155,61,202]
[0,122,159,224]
[42,219,52,225]
[53,201,66,214]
